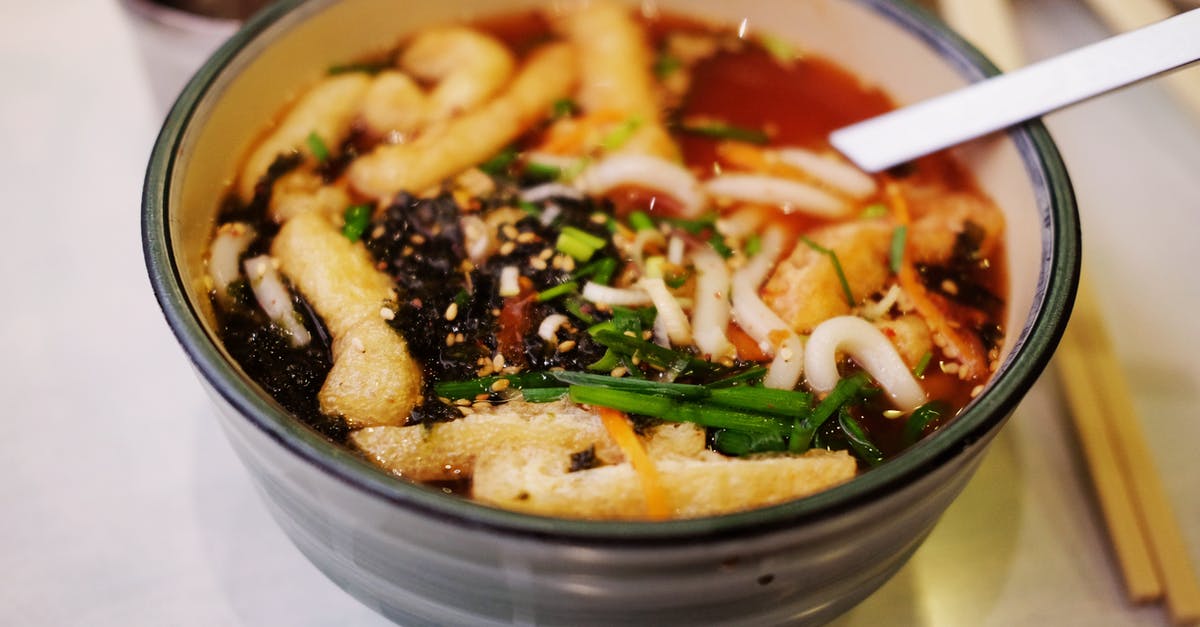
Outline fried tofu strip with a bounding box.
[269,170,352,223]
[348,43,578,200]
[762,222,893,333]
[271,211,422,427]
[553,1,679,160]
[473,448,857,520]
[239,73,371,202]
[351,400,708,482]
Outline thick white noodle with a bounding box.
[715,206,769,240]
[519,181,584,203]
[209,222,256,306]
[639,277,692,346]
[581,281,653,307]
[498,265,521,297]
[243,254,312,347]
[690,244,735,360]
[774,148,878,199]
[575,154,707,217]
[804,315,927,412]
[729,228,804,390]
[460,215,492,265]
[704,174,847,218]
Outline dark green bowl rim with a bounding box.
[143,0,1079,545]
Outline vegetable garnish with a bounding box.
[628,210,656,232]
[744,234,763,256]
[556,226,608,261]
[524,161,563,181]
[902,400,949,446]
[434,371,565,400]
[552,371,709,400]
[551,97,578,119]
[708,387,812,417]
[573,257,618,285]
[789,372,870,453]
[759,33,801,65]
[595,407,670,520]
[569,386,789,435]
[913,351,933,378]
[591,329,726,378]
[536,281,579,302]
[889,225,908,274]
[341,203,373,242]
[305,131,331,163]
[860,203,889,219]
[480,146,519,175]
[708,233,734,259]
[711,428,787,456]
[679,121,769,145]
[801,236,855,308]
[653,53,683,78]
[600,116,644,151]
[838,407,885,467]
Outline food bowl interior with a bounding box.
[151,0,1075,537]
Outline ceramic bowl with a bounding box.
[143,0,1079,623]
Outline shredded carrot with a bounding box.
[727,322,771,362]
[596,406,670,520]
[885,180,988,380]
[539,109,629,155]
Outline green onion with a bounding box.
[434,372,565,400]
[537,281,578,302]
[341,203,372,242]
[711,428,788,456]
[563,296,597,325]
[524,162,562,181]
[679,122,769,145]
[789,372,870,452]
[552,371,709,400]
[889,225,908,274]
[569,386,788,435]
[664,268,693,289]
[628,210,656,232]
[520,387,569,403]
[518,200,540,215]
[745,234,762,256]
[327,59,392,75]
[574,257,618,286]
[913,351,933,378]
[653,54,682,78]
[709,233,734,259]
[600,116,643,151]
[705,366,768,388]
[551,97,577,119]
[662,213,718,235]
[709,387,812,417]
[838,407,885,467]
[556,226,605,261]
[759,33,800,64]
[591,330,723,378]
[306,131,330,163]
[480,147,518,175]
[801,236,855,308]
[860,203,889,219]
[902,400,949,446]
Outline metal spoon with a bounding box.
[830,9,1200,172]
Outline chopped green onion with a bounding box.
[838,407,885,466]
[306,131,330,163]
[524,162,562,181]
[537,281,578,302]
[679,122,769,145]
[518,200,540,215]
[600,116,643,151]
[653,54,682,78]
[341,203,372,241]
[801,236,855,308]
[902,400,949,446]
[551,97,577,119]
[569,386,788,435]
[759,33,800,64]
[628,210,656,232]
[708,387,812,417]
[480,147,518,175]
[790,372,870,453]
[434,372,565,400]
[591,329,724,378]
[913,351,933,378]
[662,213,717,235]
[860,203,889,219]
[664,268,693,289]
[563,295,597,325]
[552,371,709,400]
[574,257,618,285]
[709,233,734,259]
[744,234,762,256]
[556,226,607,262]
[889,225,908,274]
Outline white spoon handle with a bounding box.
[830,9,1200,172]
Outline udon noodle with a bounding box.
[207,2,1007,520]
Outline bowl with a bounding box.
[142,0,1079,623]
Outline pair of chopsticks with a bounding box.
[934,0,1200,623]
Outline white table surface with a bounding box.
[1,1,1196,625]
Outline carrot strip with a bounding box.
[596,406,670,520]
[885,180,989,380]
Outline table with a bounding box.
[1,1,1195,624]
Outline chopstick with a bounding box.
[1082,0,1200,118]
[934,1,1200,623]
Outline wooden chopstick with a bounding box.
[1082,0,1200,119]
[934,1,1200,622]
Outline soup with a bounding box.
[207,2,1006,520]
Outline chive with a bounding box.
[573,257,618,284]
[306,131,330,163]
[518,200,540,215]
[664,268,693,289]
[679,122,769,145]
[537,281,578,302]
[860,203,889,219]
[480,147,518,175]
[801,236,855,308]
[760,33,799,64]
[568,386,788,435]
[551,97,577,119]
[591,330,722,378]
[653,54,682,78]
[913,351,933,378]
[563,295,597,325]
[889,225,908,274]
[789,372,870,452]
[600,116,643,151]
[744,234,762,256]
[902,400,949,446]
[709,233,734,259]
[569,385,674,417]
[556,229,599,261]
[837,407,885,466]
[711,429,788,456]
[520,387,569,403]
[552,371,709,400]
[341,203,372,241]
[709,387,812,417]
[562,227,607,252]
[705,365,768,388]
[628,210,656,232]
[524,162,562,180]
[434,372,565,400]
[663,213,717,235]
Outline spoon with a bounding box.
[830,8,1200,173]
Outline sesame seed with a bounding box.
[883,409,904,419]
[517,231,537,244]
[502,224,519,239]
[401,245,414,256]
[475,393,490,401]
[380,307,395,320]
[557,340,577,353]
[491,379,510,392]
[590,213,608,224]
[610,366,628,377]
[499,241,516,256]
[539,248,555,260]
[493,354,506,370]
[970,384,984,397]
[454,398,470,406]
[455,333,465,343]
[444,302,459,321]
[445,333,455,346]
[939,361,960,375]
[940,279,958,295]
[410,233,427,245]
[457,406,474,416]
[530,257,548,270]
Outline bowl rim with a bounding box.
[142,0,1080,544]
